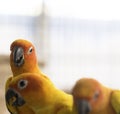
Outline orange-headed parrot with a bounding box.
[5,73,78,114]
[72,78,117,114]
[10,39,48,78]
[5,39,52,114]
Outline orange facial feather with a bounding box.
[72,78,115,114]
[10,39,39,76]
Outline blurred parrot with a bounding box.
[5,73,78,114]
[5,39,52,114]
[72,78,118,114]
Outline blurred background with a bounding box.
[1,0,120,113]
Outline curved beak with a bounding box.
[5,88,25,107]
[13,46,24,67]
[76,99,91,114]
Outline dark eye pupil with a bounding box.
[95,93,99,98]
[30,49,32,52]
[20,81,25,87]
[94,92,99,100]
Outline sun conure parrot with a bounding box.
[5,39,52,114]
[5,76,35,114]
[72,78,118,114]
[9,39,49,79]
[5,73,79,114]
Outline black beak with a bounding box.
[76,99,91,114]
[5,88,25,107]
[13,46,24,67]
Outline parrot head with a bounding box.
[6,73,55,110]
[72,78,108,114]
[10,39,39,76]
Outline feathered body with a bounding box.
[6,73,78,114]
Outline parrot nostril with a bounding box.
[13,46,24,67]
[6,88,26,107]
[16,55,23,63]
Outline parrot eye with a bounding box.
[18,79,28,90]
[93,90,99,101]
[27,46,33,54]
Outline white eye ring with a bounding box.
[27,46,33,55]
[18,79,28,90]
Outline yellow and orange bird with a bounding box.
[9,39,48,77]
[5,39,52,114]
[5,73,78,114]
[72,78,118,114]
